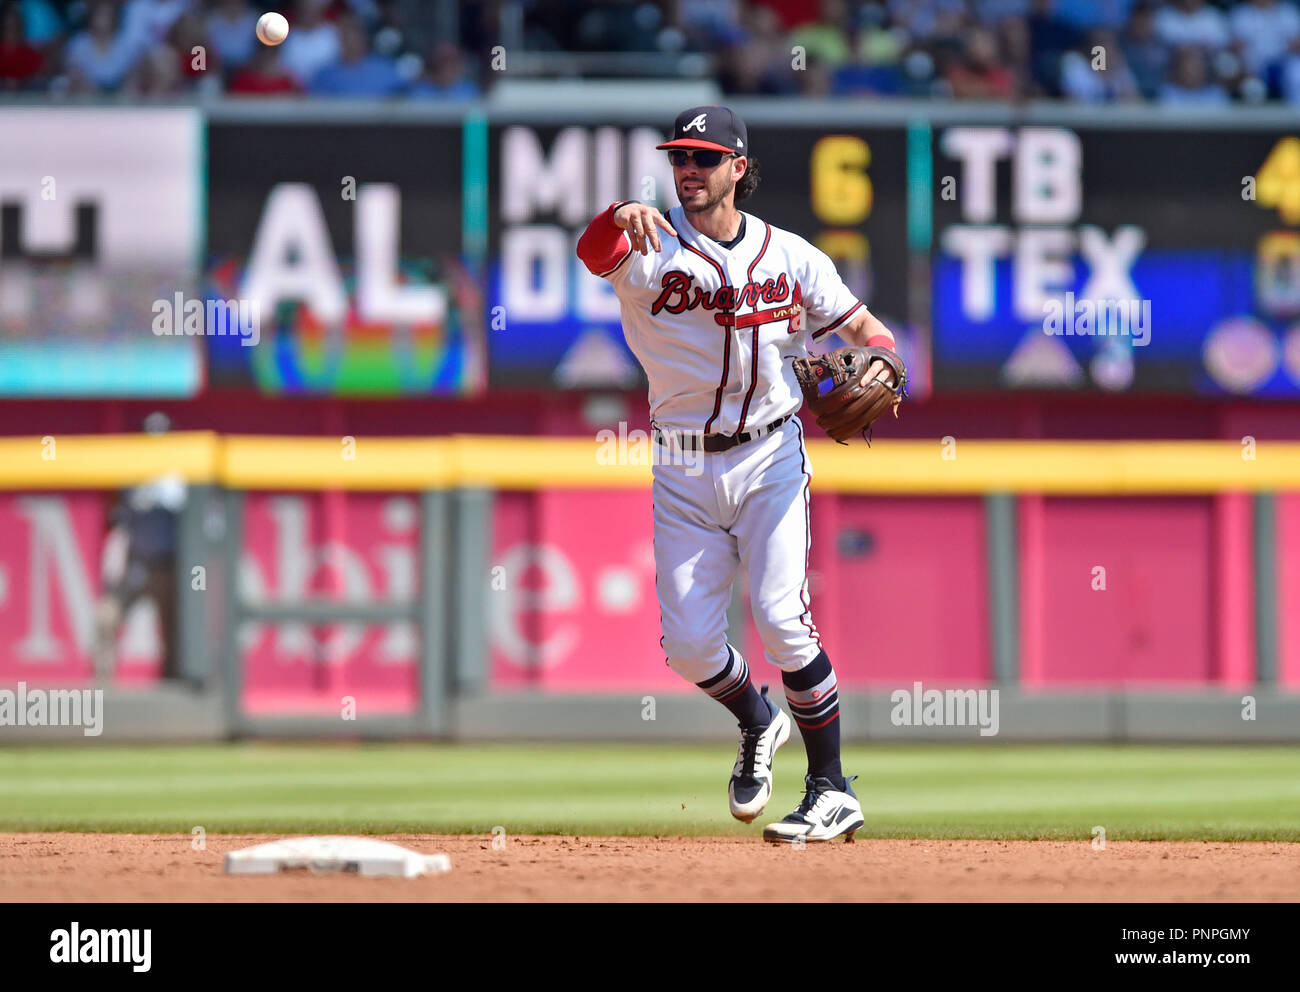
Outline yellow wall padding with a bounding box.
[0,434,1295,494]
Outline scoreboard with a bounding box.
[9,107,1299,401]
[930,125,1300,396]
[488,118,1300,399]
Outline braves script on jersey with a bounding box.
[578,203,865,435]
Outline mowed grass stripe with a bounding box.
[1,743,1298,840]
[9,774,1291,812]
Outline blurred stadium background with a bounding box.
[2,0,1300,748]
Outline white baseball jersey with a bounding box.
[581,204,865,435]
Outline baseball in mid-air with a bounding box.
[256,12,289,47]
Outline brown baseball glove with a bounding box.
[792,345,907,444]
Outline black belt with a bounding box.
[653,414,791,453]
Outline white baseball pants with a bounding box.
[652,415,822,684]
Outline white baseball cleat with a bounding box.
[728,686,791,823]
[762,774,865,843]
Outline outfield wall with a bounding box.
[1,433,1299,742]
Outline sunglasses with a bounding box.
[667,149,736,168]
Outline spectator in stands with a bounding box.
[278,0,340,86]
[15,0,60,47]
[0,1,44,88]
[1281,43,1300,103]
[1121,1,1169,98]
[206,0,259,72]
[787,0,854,72]
[166,11,216,89]
[754,0,821,30]
[1230,0,1300,77]
[796,54,835,94]
[340,0,383,26]
[718,0,797,94]
[999,12,1036,91]
[1155,0,1230,52]
[65,0,144,93]
[122,0,192,55]
[973,0,1031,26]
[409,41,480,99]
[889,0,967,43]
[675,0,747,49]
[1159,43,1231,103]
[862,19,910,67]
[1026,0,1082,95]
[573,1,668,53]
[1059,28,1141,101]
[227,42,301,95]
[1051,0,1135,32]
[309,13,404,95]
[946,25,1018,99]
[9,0,1300,105]
[831,10,909,97]
[125,40,185,96]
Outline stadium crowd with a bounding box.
[1,0,1299,103]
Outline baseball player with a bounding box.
[577,106,904,842]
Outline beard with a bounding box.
[678,174,734,213]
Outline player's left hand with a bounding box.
[861,359,896,389]
[792,345,908,444]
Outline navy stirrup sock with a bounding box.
[780,649,844,790]
[697,647,771,729]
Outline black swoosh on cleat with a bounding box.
[819,805,843,828]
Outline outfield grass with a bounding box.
[0,743,1298,840]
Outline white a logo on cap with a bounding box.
[683,113,708,133]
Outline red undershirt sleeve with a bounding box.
[576,201,638,277]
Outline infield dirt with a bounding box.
[1,833,1295,901]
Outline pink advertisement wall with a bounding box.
[0,487,1293,713]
